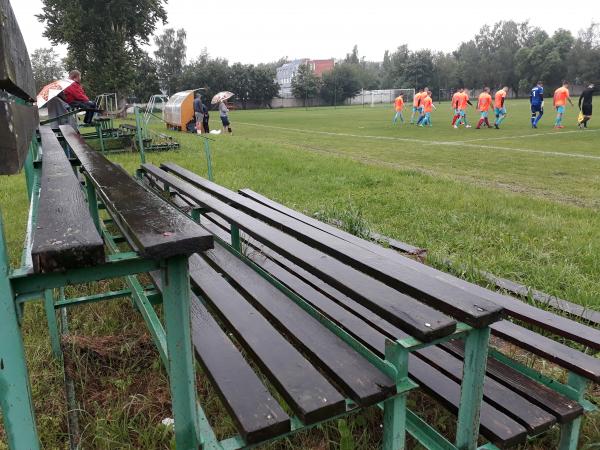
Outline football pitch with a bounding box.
[1,98,599,448]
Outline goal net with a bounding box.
[346,88,416,107]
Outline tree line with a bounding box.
[34,0,599,106]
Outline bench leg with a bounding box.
[0,214,40,450]
[84,178,101,232]
[230,224,241,252]
[162,255,200,449]
[382,341,409,450]
[43,289,62,359]
[456,327,490,450]
[558,372,588,450]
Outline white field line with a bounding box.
[459,128,600,143]
[238,122,600,161]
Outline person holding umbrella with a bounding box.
[212,91,234,134]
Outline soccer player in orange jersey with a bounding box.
[393,93,405,125]
[410,88,424,124]
[417,90,436,127]
[553,81,574,128]
[476,87,493,129]
[454,89,473,128]
[493,86,509,129]
[451,88,464,126]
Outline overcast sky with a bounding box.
[13,0,600,64]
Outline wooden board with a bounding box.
[0,0,36,100]
[141,164,456,342]
[31,126,105,273]
[159,162,502,328]
[205,244,396,407]
[444,340,583,424]
[60,126,213,259]
[480,271,600,327]
[490,320,600,383]
[188,253,346,424]
[149,271,291,444]
[415,345,556,434]
[0,100,38,174]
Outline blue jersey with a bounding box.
[530,86,544,106]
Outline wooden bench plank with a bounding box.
[141,164,456,342]
[415,345,556,434]
[188,253,346,424]
[160,162,503,328]
[31,126,105,273]
[204,244,397,407]
[149,271,291,444]
[0,100,38,175]
[59,126,213,259]
[444,341,583,424]
[235,185,600,350]
[490,320,600,383]
[0,0,36,100]
[196,214,540,446]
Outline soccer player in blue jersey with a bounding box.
[530,81,544,128]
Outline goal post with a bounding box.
[347,88,416,107]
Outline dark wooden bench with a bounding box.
[30,126,105,273]
[141,162,599,450]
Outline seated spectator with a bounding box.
[62,70,98,124]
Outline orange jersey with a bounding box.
[394,96,404,111]
[457,92,469,110]
[422,95,433,113]
[477,92,492,111]
[413,92,424,107]
[553,87,570,106]
[494,90,506,108]
[452,92,462,109]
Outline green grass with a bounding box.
[0,99,599,449]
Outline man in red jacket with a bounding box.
[62,70,98,124]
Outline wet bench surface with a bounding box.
[31,126,105,273]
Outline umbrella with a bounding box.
[211,91,234,105]
[37,79,73,108]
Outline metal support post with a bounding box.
[382,340,409,450]
[44,289,62,358]
[455,327,490,450]
[558,372,589,450]
[162,255,200,449]
[96,122,106,153]
[202,138,213,181]
[24,142,35,201]
[0,213,40,450]
[135,106,146,164]
[230,224,241,252]
[84,178,101,232]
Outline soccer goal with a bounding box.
[346,88,415,107]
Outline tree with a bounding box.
[345,45,359,64]
[154,28,187,95]
[320,63,361,105]
[291,63,322,106]
[38,0,167,98]
[249,65,280,107]
[180,50,230,104]
[131,52,160,102]
[30,48,63,91]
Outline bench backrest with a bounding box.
[0,0,38,175]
